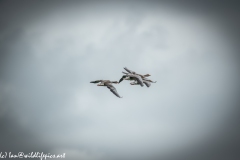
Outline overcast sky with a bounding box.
[0,1,240,160]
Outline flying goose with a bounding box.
[123,67,151,78]
[119,73,144,87]
[119,67,153,87]
[90,80,122,98]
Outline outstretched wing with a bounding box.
[124,67,135,74]
[90,80,102,83]
[143,81,151,87]
[119,75,126,83]
[106,83,122,98]
[130,74,144,87]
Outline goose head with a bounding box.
[111,81,119,84]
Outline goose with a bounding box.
[90,80,122,98]
[119,67,153,87]
[119,73,144,87]
[120,67,156,87]
[123,67,151,78]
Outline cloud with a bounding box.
[0,1,240,160]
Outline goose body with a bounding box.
[90,80,122,98]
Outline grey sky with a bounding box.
[0,1,240,160]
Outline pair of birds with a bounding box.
[90,67,156,98]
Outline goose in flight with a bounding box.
[119,73,144,87]
[123,67,151,78]
[118,67,153,87]
[90,80,122,98]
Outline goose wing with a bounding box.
[119,75,127,83]
[106,83,122,98]
[90,80,102,83]
[143,80,151,87]
[130,74,144,87]
[124,67,135,74]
